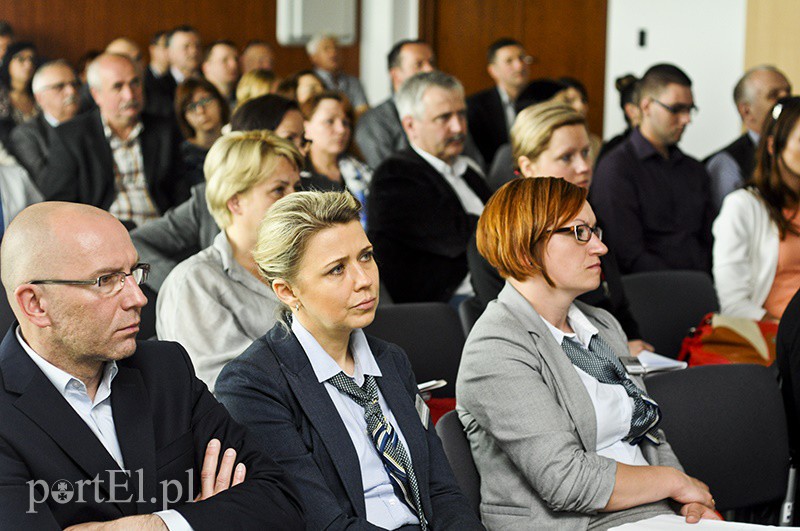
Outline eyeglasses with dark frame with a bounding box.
[185,96,217,113]
[549,224,603,243]
[652,99,698,116]
[29,263,150,295]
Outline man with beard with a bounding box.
[10,60,79,185]
[590,63,714,274]
[41,54,187,229]
[368,71,492,303]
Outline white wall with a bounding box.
[603,0,747,158]
[359,0,419,105]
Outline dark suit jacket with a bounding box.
[0,328,304,529]
[215,324,484,531]
[144,67,178,119]
[41,109,189,219]
[9,113,58,186]
[367,148,492,303]
[467,87,508,167]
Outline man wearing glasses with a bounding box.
[590,63,714,275]
[0,202,304,529]
[10,60,79,185]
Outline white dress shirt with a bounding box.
[292,318,419,528]
[496,86,517,132]
[16,328,191,530]
[539,306,649,466]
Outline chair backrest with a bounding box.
[139,284,158,340]
[0,278,14,334]
[644,364,789,512]
[621,270,719,358]
[458,296,484,337]
[435,410,481,516]
[364,302,464,397]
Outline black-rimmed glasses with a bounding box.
[549,224,603,243]
[653,99,698,116]
[186,96,216,113]
[29,263,150,295]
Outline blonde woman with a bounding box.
[235,68,280,106]
[156,131,302,391]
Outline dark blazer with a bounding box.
[467,87,509,167]
[144,67,177,119]
[0,328,304,529]
[9,113,58,186]
[215,324,484,531]
[40,109,189,219]
[367,148,492,303]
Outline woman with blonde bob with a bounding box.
[235,68,280,107]
[458,177,719,530]
[471,101,650,355]
[215,191,483,530]
[157,130,302,391]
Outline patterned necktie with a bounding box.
[561,335,662,445]
[327,372,428,530]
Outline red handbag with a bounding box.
[678,312,779,367]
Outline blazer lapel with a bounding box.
[497,284,599,451]
[268,330,367,517]
[89,111,117,209]
[111,365,158,515]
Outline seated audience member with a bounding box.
[175,77,229,186]
[467,38,532,166]
[131,94,307,289]
[240,40,274,74]
[236,68,279,106]
[301,91,371,206]
[201,40,239,110]
[148,30,170,78]
[307,33,369,116]
[487,78,569,190]
[470,102,650,355]
[0,202,304,528]
[166,25,202,89]
[10,60,79,185]
[157,131,301,391]
[713,96,800,321]
[458,177,719,530]
[42,53,188,229]
[557,76,602,161]
[706,65,791,211]
[0,20,13,63]
[355,39,485,171]
[146,31,179,118]
[216,191,484,531]
[277,69,325,107]
[368,71,491,304]
[590,63,714,274]
[0,41,38,129]
[0,163,42,237]
[596,74,640,165]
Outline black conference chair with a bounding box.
[621,270,719,358]
[435,410,481,517]
[0,279,14,333]
[139,283,158,340]
[364,302,464,398]
[645,364,791,520]
[458,296,484,337]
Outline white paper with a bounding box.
[638,351,688,372]
[610,514,800,530]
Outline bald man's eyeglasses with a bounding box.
[29,263,150,295]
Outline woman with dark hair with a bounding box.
[459,177,718,529]
[713,96,800,320]
[596,74,640,164]
[556,76,602,162]
[0,41,38,125]
[175,77,230,185]
[275,69,325,106]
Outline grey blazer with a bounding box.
[456,283,682,530]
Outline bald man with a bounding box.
[41,53,188,229]
[0,202,304,529]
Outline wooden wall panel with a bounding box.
[0,0,360,78]
[420,0,607,135]
[745,0,800,90]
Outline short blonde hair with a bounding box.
[235,68,279,106]
[204,130,303,229]
[254,191,361,315]
[511,101,586,170]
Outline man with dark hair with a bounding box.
[240,40,274,73]
[705,65,791,210]
[167,25,201,85]
[590,63,714,274]
[143,30,176,117]
[148,30,170,78]
[467,37,532,165]
[201,40,239,109]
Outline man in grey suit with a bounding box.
[10,60,79,186]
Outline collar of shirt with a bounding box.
[496,86,517,131]
[15,325,118,400]
[214,230,274,298]
[43,112,60,128]
[101,115,143,145]
[314,67,335,86]
[539,303,600,349]
[747,129,760,146]
[630,127,684,163]
[291,317,381,386]
[170,66,186,84]
[410,142,469,178]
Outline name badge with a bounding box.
[415,394,430,430]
